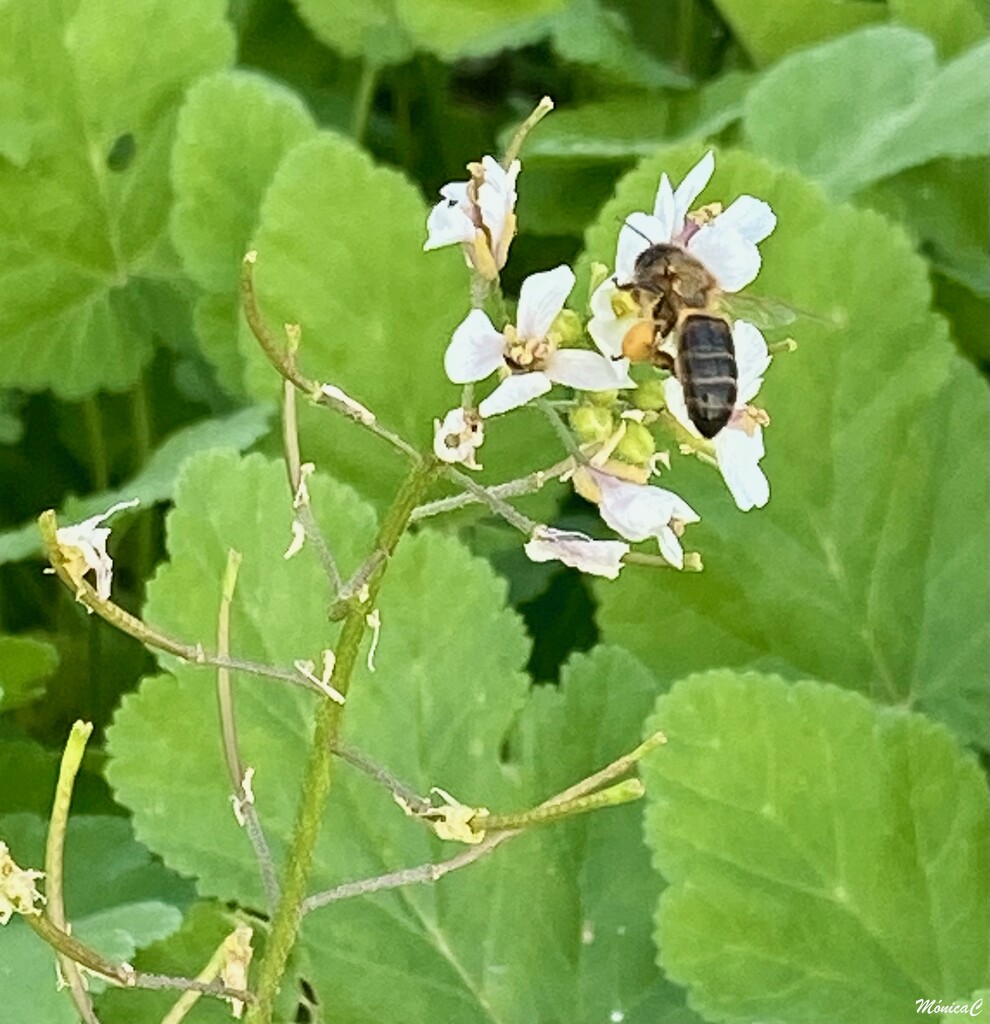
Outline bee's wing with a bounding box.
[719,292,839,330]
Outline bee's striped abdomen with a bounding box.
[676,314,737,439]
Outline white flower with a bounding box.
[664,319,771,511]
[56,499,139,602]
[574,467,699,569]
[615,150,776,293]
[524,526,629,579]
[424,156,520,280]
[0,841,45,924]
[433,407,485,469]
[588,276,653,363]
[444,265,635,418]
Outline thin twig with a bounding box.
[502,95,554,167]
[45,720,99,1024]
[331,741,431,815]
[412,459,572,523]
[39,510,326,696]
[217,550,281,913]
[536,399,586,462]
[23,915,252,1005]
[302,731,666,914]
[282,380,343,595]
[241,253,419,461]
[441,467,539,534]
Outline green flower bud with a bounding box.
[632,378,667,412]
[614,421,656,466]
[570,404,615,445]
[587,261,610,298]
[587,389,618,407]
[550,308,584,346]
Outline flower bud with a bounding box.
[587,389,618,408]
[632,378,667,411]
[614,421,656,466]
[549,308,583,346]
[570,405,614,445]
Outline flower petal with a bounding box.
[444,310,505,384]
[595,473,673,542]
[715,426,769,511]
[478,372,552,417]
[478,156,520,252]
[662,377,702,438]
[516,265,575,341]
[524,527,629,580]
[547,349,635,392]
[656,525,685,569]
[424,199,477,250]
[433,407,484,468]
[687,223,761,292]
[717,194,776,244]
[652,173,675,239]
[673,150,715,232]
[615,212,667,281]
[732,319,771,404]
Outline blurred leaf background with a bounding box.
[0,1,986,1022]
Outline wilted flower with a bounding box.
[220,923,253,1019]
[445,265,635,418]
[664,319,771,511]
[433,407,485,469]
[0,842,45,924]
[574,466,699,569]
[424,156,520,280]
[55,499,139,602]
[524,526,630,579]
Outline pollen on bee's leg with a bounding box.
[622,320,655,363]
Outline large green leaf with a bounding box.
[0,813,193,1023]
[743,28,990,199]
[710,0,884,65]
[890,0,989,58]
[170,69,318,390]
[291,0,413,64]
[0,0,233,397]
[642,672,989,1024]
[244,133,465,502]
[586,146,988,748]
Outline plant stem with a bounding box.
[476,778,645,832]
[246,456,439,1024]
[46,720,99,1023]
[216,550,281,913]
[352,61,378,144]
[502,95,554,167]
[82,397,110,492]
[38,510,323,695]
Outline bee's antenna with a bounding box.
[614,217,655,246]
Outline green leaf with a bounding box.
[641,672,989,1024]
[586,146,988,748]
[0,738,57,815]
[857,157,990,298]
[890,0,989,58]
[743,28,990,199]
[291,0,413,64]
[0,0,234,397]
[395,0,566,59]
[172,70,317,295]
[0,813,193,1020]
[711,0,885,65]
[552,0,691,91]
[245,133,464,502]
[0,636,59,710]
[520,72,754,161]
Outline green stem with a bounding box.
[131,377,155,590]
[46,721,98,1023]
[476,779,645,832]
[82,398,109,491]
[352,61,379,145]
[246,456,440,1024]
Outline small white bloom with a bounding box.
[664,319,771,511]
[425,156,520,280]
[444,266,635,418]
[56,499,139,602]
[0,841,45,924]
[433,407,485,469]
[615,151,776,294]
[524,525,630,579]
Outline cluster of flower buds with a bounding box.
[425,145,780,579]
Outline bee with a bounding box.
[618,240,741,439]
